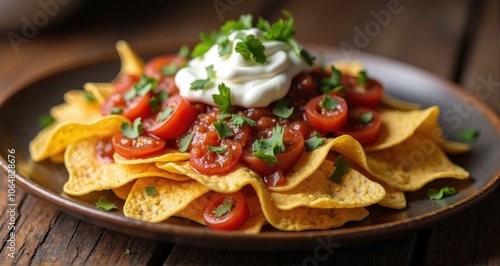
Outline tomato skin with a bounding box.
[305,95,348,132]
[342,75,384,107]
[100,92,153,121]
[111,132,166,159]
[242,127,304,176]
[190,131,243,175]
[142,95,197,140]
[203,192,250,231]
[144,55,188,80]
[113,74,140,93]
[334,107,381,146]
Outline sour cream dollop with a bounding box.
[175,28,312,108]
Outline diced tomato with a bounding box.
[100,92,153,121]
[142,95,197,140]
[334,107,381,146]
[111,132,166,159]
[342,75,384,107]
[203,191,250,231]
[305,94,348,132]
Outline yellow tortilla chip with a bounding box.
[29,115,128,162]
[124,177,210,223]
[381,94,422,111]
[113,149,189,164]
[175,193,268,234]
[329,60,364,76]
[270,160,385,210]
[84,82,115,105]
[158,161,369,231]
[116,40,144,77]
[63,138,189,196]
[49,152,65,164]
[50,90,102,123]
[378,190,406,209]
[112,180,136,200]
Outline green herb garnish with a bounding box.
[230,114,255,128]
[330,155,351,184]
[121,118,143,139]
[212,83,232,113]
[39,114,55,129]
[110,107,123,115]
[148,96,160,112]
[214,201,233,217]
[272,98,294,118]
[358,70,368,85]
[322,66,344,94]
[157,90,169,102]
[178,133,194,153]
[190,65,215,90]
[320,95,338,110]
[145,186,157,196]
[305,132,326,152]
[208,146,228,153]
[84,92,97,102]
[124,74,158,101]
[235,34,266,64]
[213,121,234,139]
[178,45,190,58]
[252,125,285,166]
[458,128,480,143]
[191,31,221,58]
[359,112,373,124]
[157,107,174,121]
[161,64,179,76]
[427,187,456,200]
[95,196,117,211]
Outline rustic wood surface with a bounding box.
[1,0,498,265]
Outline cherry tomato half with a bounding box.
[203,191,250,231]
[144,55,188,80]
[100,92,153,121]
[242,127,304,177]
[111,132,166,159]
[142,95,197,140]
[334,107,381,146]
[305,94,348,132]
[112,74,140,93]
[190,131,242,175]
[342,75,384,107]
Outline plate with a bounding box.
[1,43,499,250]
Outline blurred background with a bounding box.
[0,0,498,111]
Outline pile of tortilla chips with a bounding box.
[28,41,469,233]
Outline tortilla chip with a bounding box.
[49,152,65,164]
[381,94,422,111]
[84,82,115,105]
[63,138,189,196]
[29,115,128,162]
[113,148,189,164]
[329,60,364,76]
[112,180,136,200]
[270,161,385,210]
[116,40,144,77]
[158,161,369,231]
[378,190,406,209]
[50,90,102,123]
[365,106,440,151]
[175,193,268,234]
[124,177,210,223]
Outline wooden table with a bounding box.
[1,0,498,264]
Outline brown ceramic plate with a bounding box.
[1,43,499,250]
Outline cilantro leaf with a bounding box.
[272,98,294,118]
[39,114,55,129]
[121,118,143,139]
[95,196,117,211]
[322,66,344,94]
[218,113,232,120]
[157,107,174,121]
[305,132,326,152]
[124,75,158,101]
[330,155,350,184]
[214,201,233,217]
[252,125,286,166]
[111,107,123,114]
[358,70,368,85]
[288,39,315,65]
[458,128,480,143]
[320,95,338,110]
[427,187,456,200]
[161,64,179,76]
[217,36,232,57]
[148,96,160,112]
[262,10,295,41]
[157,90,169,102]
[235,34,267,64]
[190,65,215,90]
[191,31,220,58]
[213,121,234,139]
[230,114,255,128]
[208,146,228,153]
[359,112,373,124]
[212,83,232,113]
[221,14,253,34]
[84,92,97,102]
[145,186,157,196]
[178,45,190,58]
[178,133,194,152]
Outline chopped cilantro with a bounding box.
[39,114,55,129]
[330,155,350,184]
[178,45,190,58]
[322,66,343,94]
[178,133,194,152]
[84,92,97,102]
[110,107,123,115]
[272,98,294,118]
[208,146,228,153]
[157,90,169,102]
[320,95,338,110]
[121,118,143,139]
[145,186,157,196]
[161,64,179,76]
[288,39,315,66]
[95,196,117,211]
[358,70,368,85]
[305,132,326,152]
[359,112,373,124]
[212,83,232,113]
[217,36,232,57]
[124,75,158,101]
[427,187,456,200]
[148,96,160,112]
[261,10,295,42]
[235,34,266,64]
[252,125,286,166]
[190,65,215,90]
[218,112,232,120]
[230,114,255,128]
[214,201,233,217]
[157,107,174,121]
[191,31,221,58]
[458,128,480,143]
[221,14,253,34]
[213,121,234,139]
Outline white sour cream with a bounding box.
[175,28,312,108]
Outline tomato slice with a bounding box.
[112,74,140,93]
[111,132,166,159]
[189,131,242,175]
[334,107,381,146]
[305,94,348,132]
[142,95,197,140]
[203,191,250,231]
[144,54,188,80]
[342,75,384,107]
[242,127,304,177]
[100,92,153,121]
